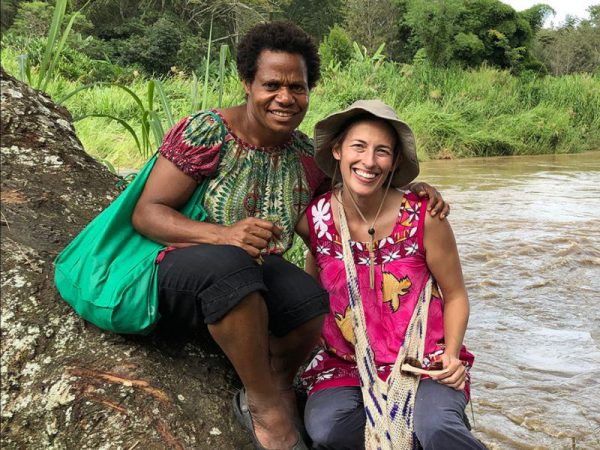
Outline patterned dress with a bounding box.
[301,191,475,399]
[158,110,325,254]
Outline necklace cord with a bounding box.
[338,161,396,289]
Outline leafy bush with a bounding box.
[176,34,209,73]
[115,16,184,75]
[3,33,139,84]
[319,25,353,68]
[8,1,92,37]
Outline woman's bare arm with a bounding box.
[295,213,320,281]
[132,155,278,257]
[423,212,469,389]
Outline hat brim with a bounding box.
[314,104,419,188]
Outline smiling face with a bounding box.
[333,119,397,199]
[243,50,309,145]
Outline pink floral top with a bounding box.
[301,191,474,398]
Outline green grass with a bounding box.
[2,43,599,168]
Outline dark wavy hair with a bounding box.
[236,21,321,90]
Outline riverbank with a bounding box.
[2,46,599,169]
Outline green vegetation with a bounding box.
[1,0,599,170]
[4,43,597,169]
[532,6,600,75]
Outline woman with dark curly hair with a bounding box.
[131,22,448,450]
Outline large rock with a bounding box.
[0,67,250,449]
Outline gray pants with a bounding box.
[304,379,486,450]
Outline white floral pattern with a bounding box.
[352,241,364,251]
[306,350,325,370]
[402,194,420,225]
[358,256,371,265]
[378,236,395,249]
[315,367,336,382]
[316,244,330,256]
[405,242,418,256]
[308,192,422,264]
[311,197,332,240]
[382,250,401,263]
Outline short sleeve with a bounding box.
[159,110,226,183]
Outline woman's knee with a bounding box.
[305,388,365,450]
[306,417,364,450]
[414,380,478,449]
[158,244,265,326]
[415,418,456,448]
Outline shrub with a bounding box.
[116,16,183,75]
[319,25,353,68]
[8,1,92,37]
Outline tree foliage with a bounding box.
[344,0,401,57]
[520,3,556,34]
[284,0,343,42]
[532,5,600,75]
[319,24,353,68]
[7,1,92,37]
[405,0,463,66]
[3,0,596,77]
[404,0,548,71]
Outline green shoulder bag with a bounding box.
[55,114,225,334]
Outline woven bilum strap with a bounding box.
[337,201,433,449]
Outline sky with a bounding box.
[501,0,596,26]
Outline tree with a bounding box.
[345,0,401,57]
[117,15,184,74]
[284,0,344,42]
[404,0,463,66]
[319,24,353,68]
[405,0,545,70]
[520,3,556,34]
[532,6,600,75]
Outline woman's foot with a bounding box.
[235,389,300,450]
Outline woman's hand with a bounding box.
[431,353,466,391]
[408,182,450,219]
[219,218,282,257]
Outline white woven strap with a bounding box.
[338,202,433,449]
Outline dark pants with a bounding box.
[304,379,486,450]
[156,244,330,337]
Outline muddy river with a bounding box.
[417,151,600,449]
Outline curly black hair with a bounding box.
[236,21,321,90]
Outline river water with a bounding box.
[417,151,600,449]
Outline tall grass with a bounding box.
[303,61,600,160]
[2,42,598,168]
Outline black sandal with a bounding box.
[232,389,308,450]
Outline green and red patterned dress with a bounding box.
[158,110,326,254]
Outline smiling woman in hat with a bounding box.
[297,100,484,449]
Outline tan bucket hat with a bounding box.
[314,99,419,187]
